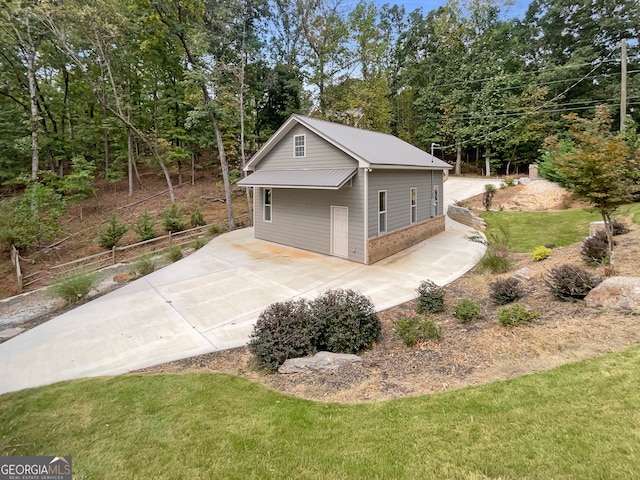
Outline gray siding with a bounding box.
[367,170,444,239]
[254,170,366,263]
[257,124,357,171]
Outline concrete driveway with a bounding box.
[0,177,500,395]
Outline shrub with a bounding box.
[478,226,511,274]
[191,236,207,250]
[248,300,317,372]
[483,184,496,211]
[545,264,602,301]
[207,223,224,236]
[165,245,183,262]
[498,303,540,326]
[504,177,517,187]
[98,214,127,249]
[310,289,381,353]
[531,246,552,262]
[190,207,206,228]
[393,314,442,346]
[611,219,630,236]
[490,277,524,305]
[132,211,156,242]
[50,270,98,304]
[130,255,155,276]
[581,231,609,265]
[416,280,444,314]
[161,203,185,233]
[453,299,481,323]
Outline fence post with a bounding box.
[112,246,116,265]
[169,231,172,245]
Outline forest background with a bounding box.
[0,0,638,256]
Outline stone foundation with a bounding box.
[366,216,445,264]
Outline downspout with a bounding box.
[363,167,369,264]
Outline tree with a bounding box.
[60,155,96,220]
[550,105,639,269]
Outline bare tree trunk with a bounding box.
[215,123,235,230]
[127,125,134,196]
[191,152,195,186]
[238,19,252,219]
[26,46,39,180]
[484,147,491,177]
[455,145,462,176]
[177,160,183,188]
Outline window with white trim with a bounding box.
[263,188,272,222]
[410,187,417,224]
[378,190,387,234]
[293,134,306,157]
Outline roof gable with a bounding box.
[245,115,451,171]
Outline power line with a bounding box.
[440,52,617,150]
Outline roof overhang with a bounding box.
[237,168,358,190]
[370,164,453,170]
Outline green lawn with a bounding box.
[2,346,640,479]
[481,204,640,252]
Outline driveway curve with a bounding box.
[0,177,500,395]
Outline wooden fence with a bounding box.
[12,214,251,292]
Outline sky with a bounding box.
[375,0,531,19]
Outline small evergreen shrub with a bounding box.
[483,184,496,211]
[498,303,540,326]
[50,270,98,304]
[490,277,524,305]
[248,299,317,372]
[97,214,128,249]
[416,280,445,314]
[393,314,442,346]
[190,207,206,228]
[545,264,602,301]
[531,246,552,262]
[161,203,185,233]
[581,231,609,265]
[132,211,156,242]
[130,255,155,276]
[165,245,183,262]
[453,299,481,323]
[310,289,381,354]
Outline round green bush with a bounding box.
[498,303,540,326]
[310,289,381,354]
[248,299,317,372]
[531,246,552,262]
[416,280,445,314]
[393,315,442,346]
[453,299,481,323]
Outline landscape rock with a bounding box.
[513,267,535,281]
[278,351,362,374]
[518,177,532,185]
[585,276,640,312]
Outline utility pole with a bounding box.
[620,38,627,132]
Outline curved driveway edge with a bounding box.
[0,177,500,395]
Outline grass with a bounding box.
[49,270,98,303]
[1,346,640,479]
[481,204,640,253]
[481,208,601,252]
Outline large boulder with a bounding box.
[278,351,362,374]
[585,276,640,312]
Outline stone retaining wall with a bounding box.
[366,216,445,264]
[447,204,486,230]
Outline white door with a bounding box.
[332,206,349,258]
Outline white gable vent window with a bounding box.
[293,134,306,157]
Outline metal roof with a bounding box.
[237,168,358,189]
[245,115,452,171]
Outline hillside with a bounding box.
[1,166,250,299]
